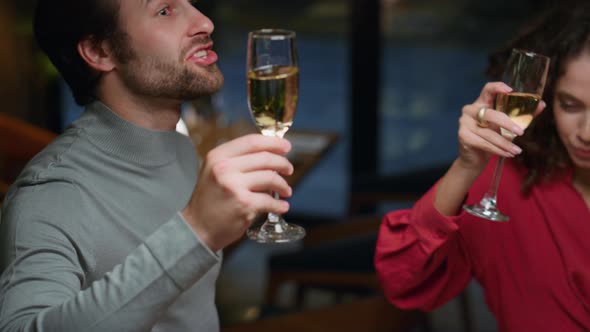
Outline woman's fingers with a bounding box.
[475,82,512,106]
[459,103,525,158]
[534,100,547,116]
[482,107,525,136]
[463,104,525,136]
[476,127,523,156]
[460,130,519,158]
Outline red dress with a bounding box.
[375,159,590,331]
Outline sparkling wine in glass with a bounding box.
[245,29,305,243]
[463,49,550,221]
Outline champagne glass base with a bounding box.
[463,204,509,222]
[247,217,306,243]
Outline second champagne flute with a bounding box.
[245,29,306,243]
[463,48,550,221]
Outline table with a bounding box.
[283,130,339,189]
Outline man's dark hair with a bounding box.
[486,1,590,194]
[34,0,121,106]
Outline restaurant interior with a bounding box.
[0,0,555,331]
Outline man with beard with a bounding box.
[0,1,293,331]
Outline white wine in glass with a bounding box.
[463,48,550,221]
[496,92,541,136]
[246,29,305,243]
[248,65,299,137]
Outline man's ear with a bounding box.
[77,37,116,73]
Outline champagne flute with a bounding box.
[245,29,305,243]
[463,49,550,221]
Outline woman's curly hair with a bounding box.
[486,1,590,194]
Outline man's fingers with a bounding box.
[242,171,292,198]
[207,134,291,161]
[248,192,290,216]
[225,152,294,175]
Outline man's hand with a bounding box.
[182,134,294,251]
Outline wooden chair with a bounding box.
[264,215,432,331]
[0,113,56,203]
[265,215,382,308]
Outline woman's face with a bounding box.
[553,51,590,172]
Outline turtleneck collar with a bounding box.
[74,101,183,167]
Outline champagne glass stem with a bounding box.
[267,192,281,224]
[481,157,505,210]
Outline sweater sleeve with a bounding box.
[0,183,219,332]
[374,184,472,311]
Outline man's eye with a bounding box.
[158,7,171,16]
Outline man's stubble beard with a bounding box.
[122,56,224,100]
[111,31,224,101]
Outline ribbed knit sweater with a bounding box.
[0,102,221,331]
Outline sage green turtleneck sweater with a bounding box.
[0,102,222,331]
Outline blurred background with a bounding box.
[1,0,557,331]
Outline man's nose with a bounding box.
[186,6,214,37]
